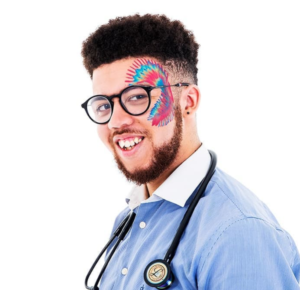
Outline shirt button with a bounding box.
[121,268,128,275]
[139,221,146,229]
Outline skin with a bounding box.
[125,58,175,127]
[92,57,202,196]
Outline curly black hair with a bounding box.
[81,14,200,84]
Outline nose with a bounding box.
[108,99,134,129]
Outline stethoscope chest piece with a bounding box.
[144,259,174,289]
[85,150,217,290]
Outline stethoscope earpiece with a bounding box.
[144,259,174,289]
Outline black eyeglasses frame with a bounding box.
[81,82,190,125]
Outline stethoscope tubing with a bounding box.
[85,212,134,290]
[85,150,217,290]
[164,150,217,263]
[93,212,136,289]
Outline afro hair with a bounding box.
[81,14,200,84]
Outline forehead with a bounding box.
[92,57,172,95]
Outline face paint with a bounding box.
[125,58,174,127]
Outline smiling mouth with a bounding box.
[117,137,145,151]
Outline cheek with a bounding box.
[151,123,175,145]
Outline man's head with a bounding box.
[82,14,201,185]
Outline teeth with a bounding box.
[118,137,143,149]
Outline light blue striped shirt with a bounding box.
[100,146,300,289]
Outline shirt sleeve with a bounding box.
[198,217,300,290]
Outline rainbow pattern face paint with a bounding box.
[125,58,174,127]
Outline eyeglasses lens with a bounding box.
[87,96,112,124]
[121,87,149,115]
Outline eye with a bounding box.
[90,99,111,116]
[96,103,111,112]
[129,94,147,101]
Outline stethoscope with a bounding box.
[85,150,217,290]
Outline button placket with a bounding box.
[111,201,166,290]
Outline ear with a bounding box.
[181,85,201,117]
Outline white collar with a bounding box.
[126,144,211,210]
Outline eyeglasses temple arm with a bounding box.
[155,83,190,89]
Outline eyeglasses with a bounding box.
[81,83,190,124]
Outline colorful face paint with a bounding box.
[125,58,174,127]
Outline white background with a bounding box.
[0,0,299,289]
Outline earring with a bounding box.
[187,112,190,114]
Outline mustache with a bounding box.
[112,128,149,137]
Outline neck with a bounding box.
[146,139,202,196]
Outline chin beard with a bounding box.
[112,105,183,185]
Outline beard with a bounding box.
[110,104,183,185]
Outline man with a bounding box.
[81,14,300,289]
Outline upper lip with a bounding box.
[113,134,144,144]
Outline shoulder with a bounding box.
[204,167,281,225]
[111,206,131,233]
[188,168,299,266]
[190,169,300,287]
[200,167,296,248]
[188,167,284,251]
[105,206,131,256]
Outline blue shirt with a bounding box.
[99,145,300,289]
